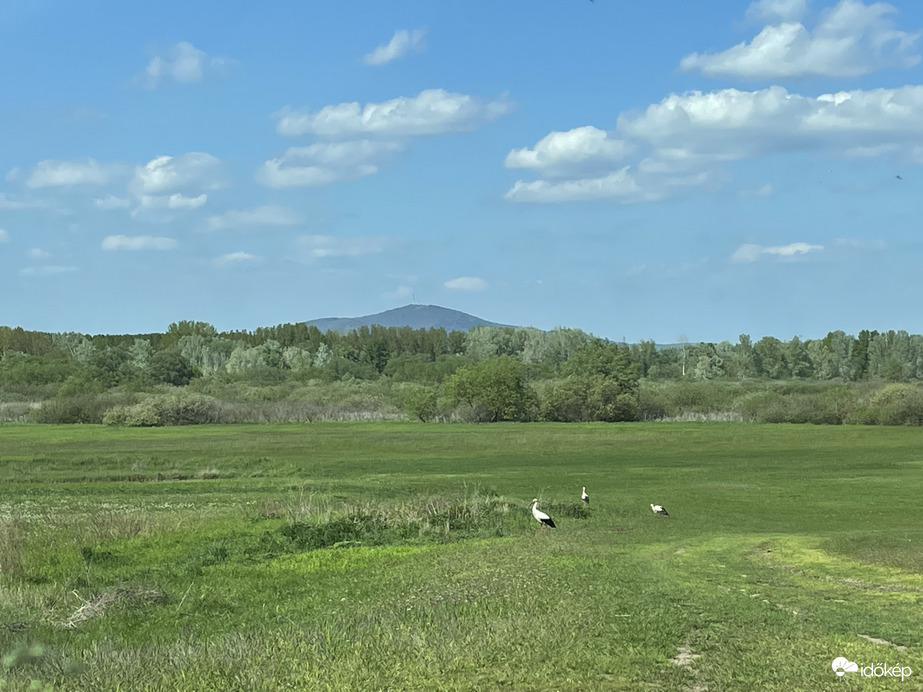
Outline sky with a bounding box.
[2,0,922,344]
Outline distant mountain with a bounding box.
[303,304,513,333]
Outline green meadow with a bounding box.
[1,422,921,691]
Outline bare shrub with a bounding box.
[0,402,32,423]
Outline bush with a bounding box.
[538,375,638,422]
[637,383,670,421]
[29,391,139,424]
[103,391,219,426]
[402,385,439,422]
[851,383,923,425]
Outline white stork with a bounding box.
[650,503,669,516]
[581,487,589,505]
[530,499,556,530]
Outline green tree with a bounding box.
[539,339,640,421]
[540,374,638,422]
[150,350,196,386]
[52,332,96,363]
[692,343,724,381]
[403,385,439,422]
[562,339,639,395]
[785,336,813,379]
[753,336,788,379]
[161,321,218,349]
[851,329,876,380]
[444,355,536,422]
[464,327,520,361]
[630,340,658,378]
[309,343,333,372]
[129,338,154,374]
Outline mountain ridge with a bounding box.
[303,304,513,333]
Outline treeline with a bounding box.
[1,321,923,426]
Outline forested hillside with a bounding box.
[1,321,922,426]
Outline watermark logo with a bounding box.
[832,657,858,677]
[832,657,912,681]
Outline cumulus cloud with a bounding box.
[133,153,223,195]
[0,228,8,243]
[101,235,178,251]
[141,41,235,89]
[295,235,389,261]
[24,158,125,188]
[505,168,643,203]
[93,195,131,210]
[274,89,513,138]
[505,163,714,204]
[681,0,921,79]
[731,241,823,262]
[214,251,257,265]
[504,126,633,178]
[256,140,404,188]
[206,205,300,230]
[137,193,208,211]
[619,85,923,161]
[444,276,488,291]
[363,28,426,66]
[506,82,923,203]
[28,248,50,259]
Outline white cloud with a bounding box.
[256,140,404,188]
[0,192,47,209]
[133,153,223,194]
[275,89,513,138]
[505,167,716,204]
[0,228,8,243]
[138,193,208,210]
[206,205,300,230]
[295,235,389,261]
[507,83,923,204]
[505,126,633,178]
[731,241,823,262]
[101,235,178,251]
[618,85,923,162]
[739,183,775,197]
[93,195,131,210]
[141,41,235,89]
[681,0,921,79]
[505,168,643,203]
[444,276,488,291]
[214,251,257,265]
[364,28,426,66]
[0,193,25,210]
[18,265,77,277]
[25,158,124,188]
[384,285,414,300]
[28,248,50,259]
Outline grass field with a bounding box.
[0,422,921,691]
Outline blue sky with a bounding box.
[2,0,922,343]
